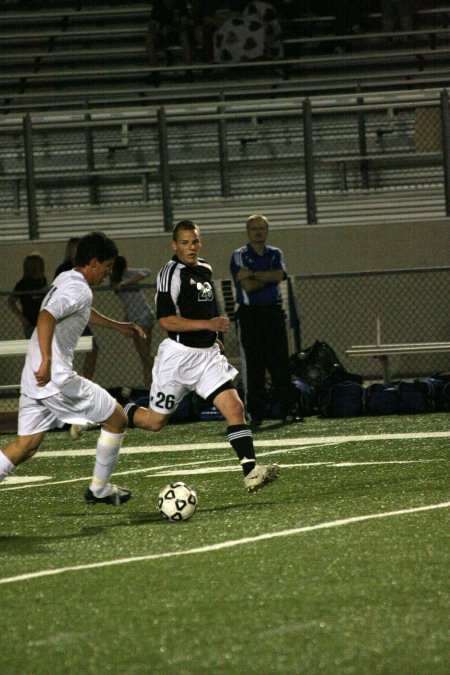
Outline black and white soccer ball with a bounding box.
[157,481,198,522]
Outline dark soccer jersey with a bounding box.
[156,255,217,348]
[13,277,48,326]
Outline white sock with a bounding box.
[90,429,125,496]
[0,450,16,484]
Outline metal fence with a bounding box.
[1,88,449,238]
[1,266,448,410]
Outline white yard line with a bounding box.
[33,430,450,458]
[2,429,448,490]
[1,501,448,586]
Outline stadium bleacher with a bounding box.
[0,1,448,239]
[0,0,449,113]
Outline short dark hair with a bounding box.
[110,254,127,284]
[75,231,118,266]
[172,219,199,241]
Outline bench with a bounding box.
[283,26,450,53]
[0,335,93,392]
[346,342,450,381]
[318,151,442,191]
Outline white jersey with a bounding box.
[21,269,92,399]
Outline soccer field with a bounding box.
[1,413,449,674]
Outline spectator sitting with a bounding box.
[192,0,243,63]
[146,0,194,67]
[7,252,47,339]
[382,0,421,36]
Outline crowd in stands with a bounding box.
[146,1,286,67]
[145,1,446,67]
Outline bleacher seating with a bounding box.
[0,1,448,240]
[0,1,450,113]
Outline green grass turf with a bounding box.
[0,413,449,674]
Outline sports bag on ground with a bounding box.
[365,383,400,415]
[397,379,435,414]
[317,377,365,417]
[290,340,362,387]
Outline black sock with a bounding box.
[124,402,138,429]
[227,424,256,476]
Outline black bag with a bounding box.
[428,373,450,412]
[290,340,362,387]
[397,379,435,414]
[318,376,365,418]
[365,383,400,415]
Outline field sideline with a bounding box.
[1,413,449,673]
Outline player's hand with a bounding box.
[216,338,225,353]
[34,359,51,387]
[132,323,147,339]
[210,316,229,333]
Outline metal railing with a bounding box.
[0,88,449,238]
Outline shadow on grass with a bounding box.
[0,499,277,555]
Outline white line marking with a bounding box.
[2,434,448,491]
[148,458,444,477]
[1,501,448,586]
[3,476,52,484]
[33,430,450,458]
[2,455,447,489]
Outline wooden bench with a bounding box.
[0,335,93,392]
[346,342,450,381]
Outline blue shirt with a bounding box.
[230,243,287,306]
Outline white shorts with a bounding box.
[149,338,238,415]
[18,377,117,436]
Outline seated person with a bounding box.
[146,0,193,66]
[192,0,244,62]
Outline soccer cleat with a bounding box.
[244,464,279,493]
[70,423,85,440]
[84,484,132,506]
[70,422,99,440]
[282,414,304,425]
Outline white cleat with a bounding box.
[70,423,86,440]
[244,464,279,493]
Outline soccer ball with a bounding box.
[157,481,198,522]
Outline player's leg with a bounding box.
[84,396,131,506]
[40,379,131,506]
[264,307,297,422]
[0,393,56,483]
[212,386,279,493]
[236,307,266,425]
[0,432,46,483]
[124,338,188,433]
[126,405,169,432]
[84,401,128,504]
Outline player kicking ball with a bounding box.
[124,220,279,493]
[0,231,146,505]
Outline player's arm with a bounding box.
[113,268,150,291]
[237,268,284,293]
[159,314,229,334]
[89,308,146,338]
[34,309,56,386]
